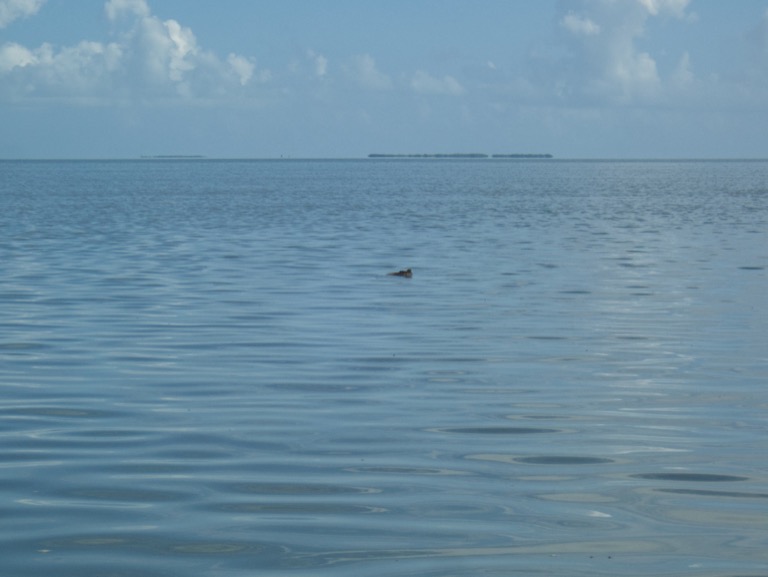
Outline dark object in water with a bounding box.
[388,268,412,278]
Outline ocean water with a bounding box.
[0,158,766,577]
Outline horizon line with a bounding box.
[3,156,768,162]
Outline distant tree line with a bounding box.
[368,153,552,159]
[140,155,206,159]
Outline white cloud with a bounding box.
[0,0,264,103]
[163,19,196,82]
[561,12,600,36]
[0,39,122,99]
[671,51,693,89]
[306,49,328,78]
[119,12,209,93]
[110,4,268,97]
[104,0,149,21]
[228,53,256,86]
[638,0,689,18]
[410,70,465,96]
[539,0,693,104]
[0,0,44,28]
[349,54,392,90]
[0,42,36,72]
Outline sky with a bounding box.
[2,0,768,158]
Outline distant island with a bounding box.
[491,154,553,159]
[368,153,553,159]
[140,155,206,159]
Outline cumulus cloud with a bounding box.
[637,0,689,18]
[561,12,600,37]
[105,1,264,98]
[0,0,264,102]
[228,53,257,85]
[349,54,392,90]
[306,49,328,78]
[410,70,465,96]
[0,40,123,100]
[671,51,693,90]
[104,0,149,20]
[0,0,44,28]
[537,0,692,104]
[0,42,35,71]
[163,19,197,82]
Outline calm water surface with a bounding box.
[1,159,767,576]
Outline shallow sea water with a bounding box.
[1,159,767,576]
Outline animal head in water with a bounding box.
[388,268,412,278]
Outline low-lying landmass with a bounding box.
[140,155,206,159]
[368,153,553,159]
[491,153,553,158]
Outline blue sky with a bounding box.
[2,0,768,158]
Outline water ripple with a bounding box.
[2,159,767,576]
